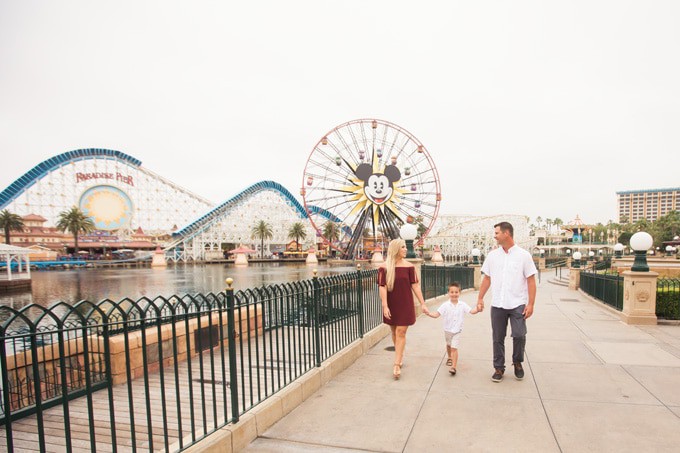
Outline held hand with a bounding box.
[523,304,534,319]
[477,300,484,312]
[422,305,430,315]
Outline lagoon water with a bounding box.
[0,262,368,310]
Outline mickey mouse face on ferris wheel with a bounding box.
[355,163,401,206]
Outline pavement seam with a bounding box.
[620,366,680,420]
[253,436,383,452]
[399,354,446,453]
[527,350,564,452]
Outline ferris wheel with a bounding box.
[301,119,441,259]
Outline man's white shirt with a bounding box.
[481,245,537,309]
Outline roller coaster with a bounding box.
[166,180,346,262]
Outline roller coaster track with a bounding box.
[165,180,348,251]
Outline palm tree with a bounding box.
[322,221,340,247]
[0,210,25,245]
[56,207,95,254]
[251,220,273,258]
[553,217,563,231]
[288,222,307,252]
[323,220,340,245]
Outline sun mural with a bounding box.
[79,185,133,230]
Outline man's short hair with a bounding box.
[448,282,461,290]
[494,221,514,237]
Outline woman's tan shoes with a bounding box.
[393,363,402,379]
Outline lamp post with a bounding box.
[572,251,582,268]
[630,231,653,272]
[588,251,595,261]
[399,223,418,259]
[471,247,481,265]
[614,243,624,258]
[665,245,673,257]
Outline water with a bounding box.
[0,262,371,310]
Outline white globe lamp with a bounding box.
[399,223,418,259]
[630,231,653,272]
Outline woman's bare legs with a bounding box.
[394,325,408,370]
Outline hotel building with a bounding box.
[616,188,680,223]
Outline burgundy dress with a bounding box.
[378,266,417,326]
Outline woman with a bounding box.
[378,238,429,379]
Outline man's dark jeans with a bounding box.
[491,305,527,370]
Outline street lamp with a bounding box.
[630,231,653,272]
[566,249,571,256]
[588,251,595,261]
[666,245,673,257]
[572,251,582,268]
[399,223,418,259]
[614,243,624,258]
[471,248,481,265]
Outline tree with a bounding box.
[322,221,341,247]
[251,220,273,258]
[0,210,25,245]
[288,222,307,252]
[535,216,543,229]
[56,207,95,254]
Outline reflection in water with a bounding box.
[0,262,373,309]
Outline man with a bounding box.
[477,222,537,382]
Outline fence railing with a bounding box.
[579,271,624,311]
[420,265,475,299]
[0,268,387,452]
[657,278,680,320]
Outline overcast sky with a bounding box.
[1,1,678,227]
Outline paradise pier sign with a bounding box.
[75,171,135,186]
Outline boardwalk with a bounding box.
[244,279,680,452]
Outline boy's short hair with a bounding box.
[448,282,461,290]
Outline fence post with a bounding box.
[312,270,322,367]
[621,270,659,325]
[472,264,481,290]
[225,278,239,423]
[356,264,364,338]
[569,267,581,290]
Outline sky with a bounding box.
[1,0,679,227]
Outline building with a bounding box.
[616,188,680,223]
[6,214,69,251]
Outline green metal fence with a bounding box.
[657,278,680,320]
[0,268,385,452]
[420,265,475,299]
[579,271,624,311]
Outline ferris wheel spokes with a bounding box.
[302,119,441,259]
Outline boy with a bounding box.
[426,282,479,375]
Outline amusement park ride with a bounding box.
[301,119,441,259]
[0,120,442,262]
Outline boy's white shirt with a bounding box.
[436,300,472,334]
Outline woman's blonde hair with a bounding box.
[385,239,405,291]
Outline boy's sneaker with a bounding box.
[513,363,524,380]
[491,369,504,382]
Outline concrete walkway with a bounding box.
[243,277,680,452]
